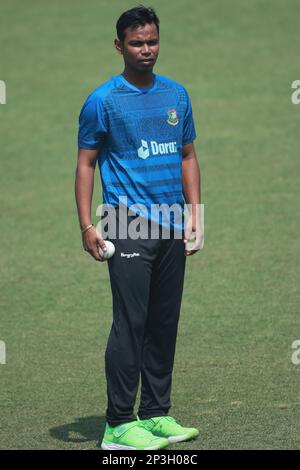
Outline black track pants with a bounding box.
[104,232,186,426]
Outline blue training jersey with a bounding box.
[78,73,196,228]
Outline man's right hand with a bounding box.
[82,227,107,262]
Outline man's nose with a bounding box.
[141,44,150,55]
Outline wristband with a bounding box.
[81,223,94,234]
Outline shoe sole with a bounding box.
[101,441,169,451]
[168,433,199,443]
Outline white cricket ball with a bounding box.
[98,240,115,259]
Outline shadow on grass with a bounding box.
[49,415,106,448]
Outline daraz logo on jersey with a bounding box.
[137,139,177,160]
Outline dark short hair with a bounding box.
[116,5,160,42]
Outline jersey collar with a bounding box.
[119,73,157,94]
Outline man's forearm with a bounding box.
[182,154,201,206]
[75,162,95,230]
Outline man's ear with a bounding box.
[114,38,123,55]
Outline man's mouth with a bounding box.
[139,58,155,63]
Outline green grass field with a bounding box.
[1,0,300,450]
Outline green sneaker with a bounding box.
[137,415,199,443]
[101,420,169,450]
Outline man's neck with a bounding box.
[122,68,155,88]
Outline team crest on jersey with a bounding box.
[167,109,179,126]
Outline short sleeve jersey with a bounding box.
[78,73,196,226]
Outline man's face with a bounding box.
[115,22,159,72]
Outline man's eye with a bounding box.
[130,41,158,47]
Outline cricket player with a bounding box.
[75,6,203,450]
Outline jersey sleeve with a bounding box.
[182,88,196,145]
[78,93,107,150]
